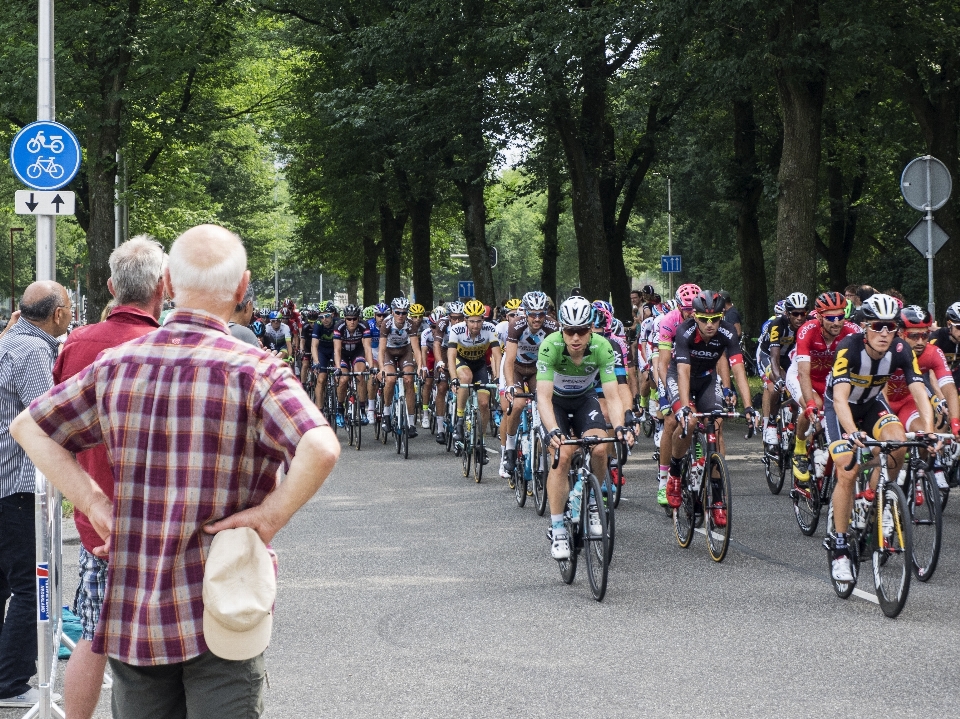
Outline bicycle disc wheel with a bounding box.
[825,501,857,599]
[791,477,821,536]
[558,517,578,585]
[705,453,732,562]
[873,483,912,618]
[909,469,942,582]
[532,432,547,516]
[584,474,610,601]
[674,472,695,549]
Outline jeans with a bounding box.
[110,651,265,719]
[0,492,37,698]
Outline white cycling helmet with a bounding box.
[447,301,465,315]
[391,297,410,311]
[947,302,960,323]
[784,292,809,311]
[429,307,446,325]
[522,291,549,312]
[610,318,625,336]
[860,293,900,322]
[558,296,593,327]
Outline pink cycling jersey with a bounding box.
[656,309,686,349]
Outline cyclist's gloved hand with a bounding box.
[844,431,869,449]
[311,362,322,371]
[804,400,818,419]
[744,406,758,429]
[450,378,460,389]
[773,378,786,393]
[934,397,949,416]
[677,405,692,426]
[722,387,736,407]
[658,394,671,412]
[546,427,564,451]
[506,385,517,398]
[333,367,342,377]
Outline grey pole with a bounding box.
[114,151,121,248]
[925,158,936,318]
[667,177,673,297]
[274,250,279,309]
[35,0,56,281]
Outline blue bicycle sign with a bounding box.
[9,121,81,191]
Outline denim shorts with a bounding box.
[73,545,108,641]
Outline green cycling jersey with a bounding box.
[536,332,617,397]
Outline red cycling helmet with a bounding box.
[814,291,846,315]
[899,305,931,328]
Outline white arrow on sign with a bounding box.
[14,190,75,216]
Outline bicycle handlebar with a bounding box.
[506,392,535,416]
[841,435,940,471]
[551,435,622,469]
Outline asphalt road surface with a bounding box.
[7,419,959,718]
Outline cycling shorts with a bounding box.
[424,350,435,373]
[509,363,538,393]
[784,362,824,404]
[552,392,607,438]
[666,367,723,414]
[340,348,367,368]
[824,393,901,459]
[886,395,922,432]
[383,344,415,368]
[315,348,335,372]
[457,360,492,389]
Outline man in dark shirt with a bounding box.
[720,291,743,336]
[54,236,165,719]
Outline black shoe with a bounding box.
[503,449,517,474]
[407,426,418,439]
[436,430,446,444]
[480,451,489,465]
[453,422,464,442]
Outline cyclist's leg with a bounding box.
[474,364,492,435]
[337,359,350,404]
[382,354,399,425]
[868,397,907,485]
[354,359,368,402]
[825,395,861,535]
[400,351,417,430]
[454,363,474,436]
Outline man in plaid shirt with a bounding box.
[12,225,340,718]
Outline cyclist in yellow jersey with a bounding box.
[448,299,501,454]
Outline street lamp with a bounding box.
[9,228,24,315]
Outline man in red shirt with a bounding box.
[54,236,166,719]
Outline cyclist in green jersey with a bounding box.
[537,296,635,560]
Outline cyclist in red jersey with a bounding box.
[884,305,960,436]
[790,291,862,482]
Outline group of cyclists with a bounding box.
[245,280,960,606]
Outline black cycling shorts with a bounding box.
[456,358,493,388]
[824,393,901,458]
[340,348,367,368]
[315,347,335,371]
[552,393,608,438]
[666,367,722,414]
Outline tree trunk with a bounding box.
[731,97,769,337]
[457,179,494,304]
[540,172,562,302]
[409,197,434,309]
[772,2,827,301]
[346,274,359,305]
[901,58,960,318]
[819,152,864,292]
[379,202,407,302]
[362,232,381,305]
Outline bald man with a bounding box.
[0,281,71,707]
[12,225,339,718]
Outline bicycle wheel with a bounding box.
[604,482,616,564]
[347,397,356,447]
[461,422,472,477]
[825,501,857,599]
[532,431,548,516]
[642,415,654,438]
[873,483,913,618]
[375,390,384,441]
[513,441,527,507]
[674,465,695,549]
[558,517,578,585]
[395,408,403,454]
[354,399,362,451]
[705,453,732,562]
[584,473,610,601]
[763,445,783,495]
[909,467,942,582]
[791,476,821,536]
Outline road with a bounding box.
[7,420,960,718]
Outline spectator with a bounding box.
[0,281,71,708]
[844,284,861,308]
[12,224,340,718]
[719,290,743,336]
[850,285,877,323]
[55,236,166,719]
[229,285,260,347]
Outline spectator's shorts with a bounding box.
[73,545,108,641]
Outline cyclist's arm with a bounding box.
[490,345,502,381]
[282,335,292,360]
[504,341,518,389]
[910,380,936,433]
[769,345,783,381]
[677,362,692,408]
[412,340,423,369]
[731,360,753,410]
[798,361,814,405]
[333,339,342,369]
[363,337,373,367]
[717,352,732,390]
[831,383,858,437]
[378,339,386,369]
[311,337,319,366]
[536,379,560,433]
[447,346,457,375]
[603,379,627,428]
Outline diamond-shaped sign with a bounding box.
[905,218,949,257]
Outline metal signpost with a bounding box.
[900,155,952,318]
[661,254,682,274]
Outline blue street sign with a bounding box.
[458,281,475,298]
[661,255,682,273]
[9,121,82,191]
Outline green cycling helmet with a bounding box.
[362,305,376,320]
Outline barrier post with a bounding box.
[23,471,65,719]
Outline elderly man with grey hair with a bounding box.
[0,281,72,707]
[52,235,166,718]
[12,224,339,718]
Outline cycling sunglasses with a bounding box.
[562,326,591,337]
[393,310,408,316]
[319,313,333,319]
[526,311,546,319]
[949,322,960,331]
[867,321,898,334]
[822,314,845,323]
[344,316,360,321]
[375,312,388,317]
[788,311,807,318]
[903,330,930,341]
[694,313,724,324]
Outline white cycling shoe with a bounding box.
[588,506,603,536]
[551,535,571,560]
[762,426,778,446]
[831,554,854,582]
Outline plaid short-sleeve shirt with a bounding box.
[29,309,327,666]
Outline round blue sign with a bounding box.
[9,121,82,191]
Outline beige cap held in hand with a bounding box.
[202,527,276,661]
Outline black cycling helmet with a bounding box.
[343,303,361,318]
[899,305,931,328]
[946,302,960,323]
[692,290,725,314]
